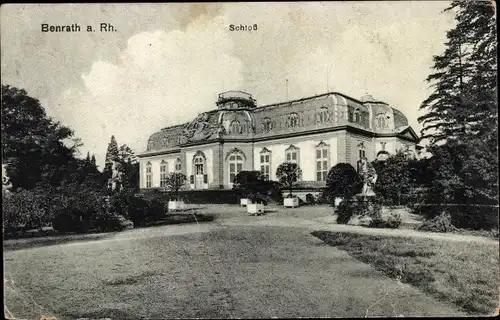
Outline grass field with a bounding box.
[4,224,466,319]
[311,231,500,316]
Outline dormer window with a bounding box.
[354,108,361,124]
[317,107,329,123]
[287,113,299,128]
[229,120,242,134]
[262,118,274,133]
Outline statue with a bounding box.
[358,156,377,196]
[180,113,226,142]
[2,163,12,194]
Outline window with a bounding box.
[348,108,354,122]
[228,153,244,186]
[160,160,168,187]
[175,158,182,172]
[262,118,274,133]
[287,113,299,128]
[260,148,271,180]
[376,114,386,129]
[145,162,152,188]
[229,120,241,134]
[317,107,329,123]
[354,108,361,124]
[316,142,330,182]
[285,145,300,165]
[194,155,204,175]
[192,153,206,189]
[380,142,386,151]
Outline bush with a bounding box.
[2,189,52,232]
[368,214,402,229]
[96,212,133,232]
[324,163,362,203]
[417,213,458,233]
[447,205,499,231]
[126,195,167,226]
[336,199,357,224]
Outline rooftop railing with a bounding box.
[218,91,254,101]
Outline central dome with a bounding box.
[216,91,257,110]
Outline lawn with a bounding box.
[311,231,500,316]
[4,225,465,319]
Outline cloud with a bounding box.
[55,14,244,169]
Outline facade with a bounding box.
[137,91,420,191]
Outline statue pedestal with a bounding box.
[349,193,381,223]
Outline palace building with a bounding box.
[137,91,420,191]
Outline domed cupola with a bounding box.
[215,91,256,136]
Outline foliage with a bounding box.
[411,142,499,230]
[416,1,497,231]
[233,170,268,200]
[96,211,133,232]
[417,212,458,233]
[125,194,167,227]
[2,188,51,232]
[323,163,362,203]
[276,162,302,197]
[372,152,429,206]
[419,1,497,146]
[104,135,119,178]
[368,213,402,229]
[165,172,187,201]
[335,199,357,224]
[1,85,83,191]
[312,231,499,315]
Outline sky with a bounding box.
[1,2,456,169]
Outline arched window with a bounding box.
[262,118,274,133]
[317,107,329,123]
[175,158,182,172]
[285,145,300,165]
[376,114,386,129]
[287,113,299,128]
[260,148,271,180]
[354,108,361,124]
[229,120,242,134]
[228,152,244,186]
[192,153,206,189]
[160,160,168,188]
[145,162,152,188]
[316,141,330,182]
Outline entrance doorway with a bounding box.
[193,154,205,190]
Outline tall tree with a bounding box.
[418,1,497,203]
[103,135,119,183]
[118,144,138,164]
[1,85,80,190]
[419,1,496,145]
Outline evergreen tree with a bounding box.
[118,144,138,164]
[416,1,497,229]
[104,135,119,180]
[420,1,496,144]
